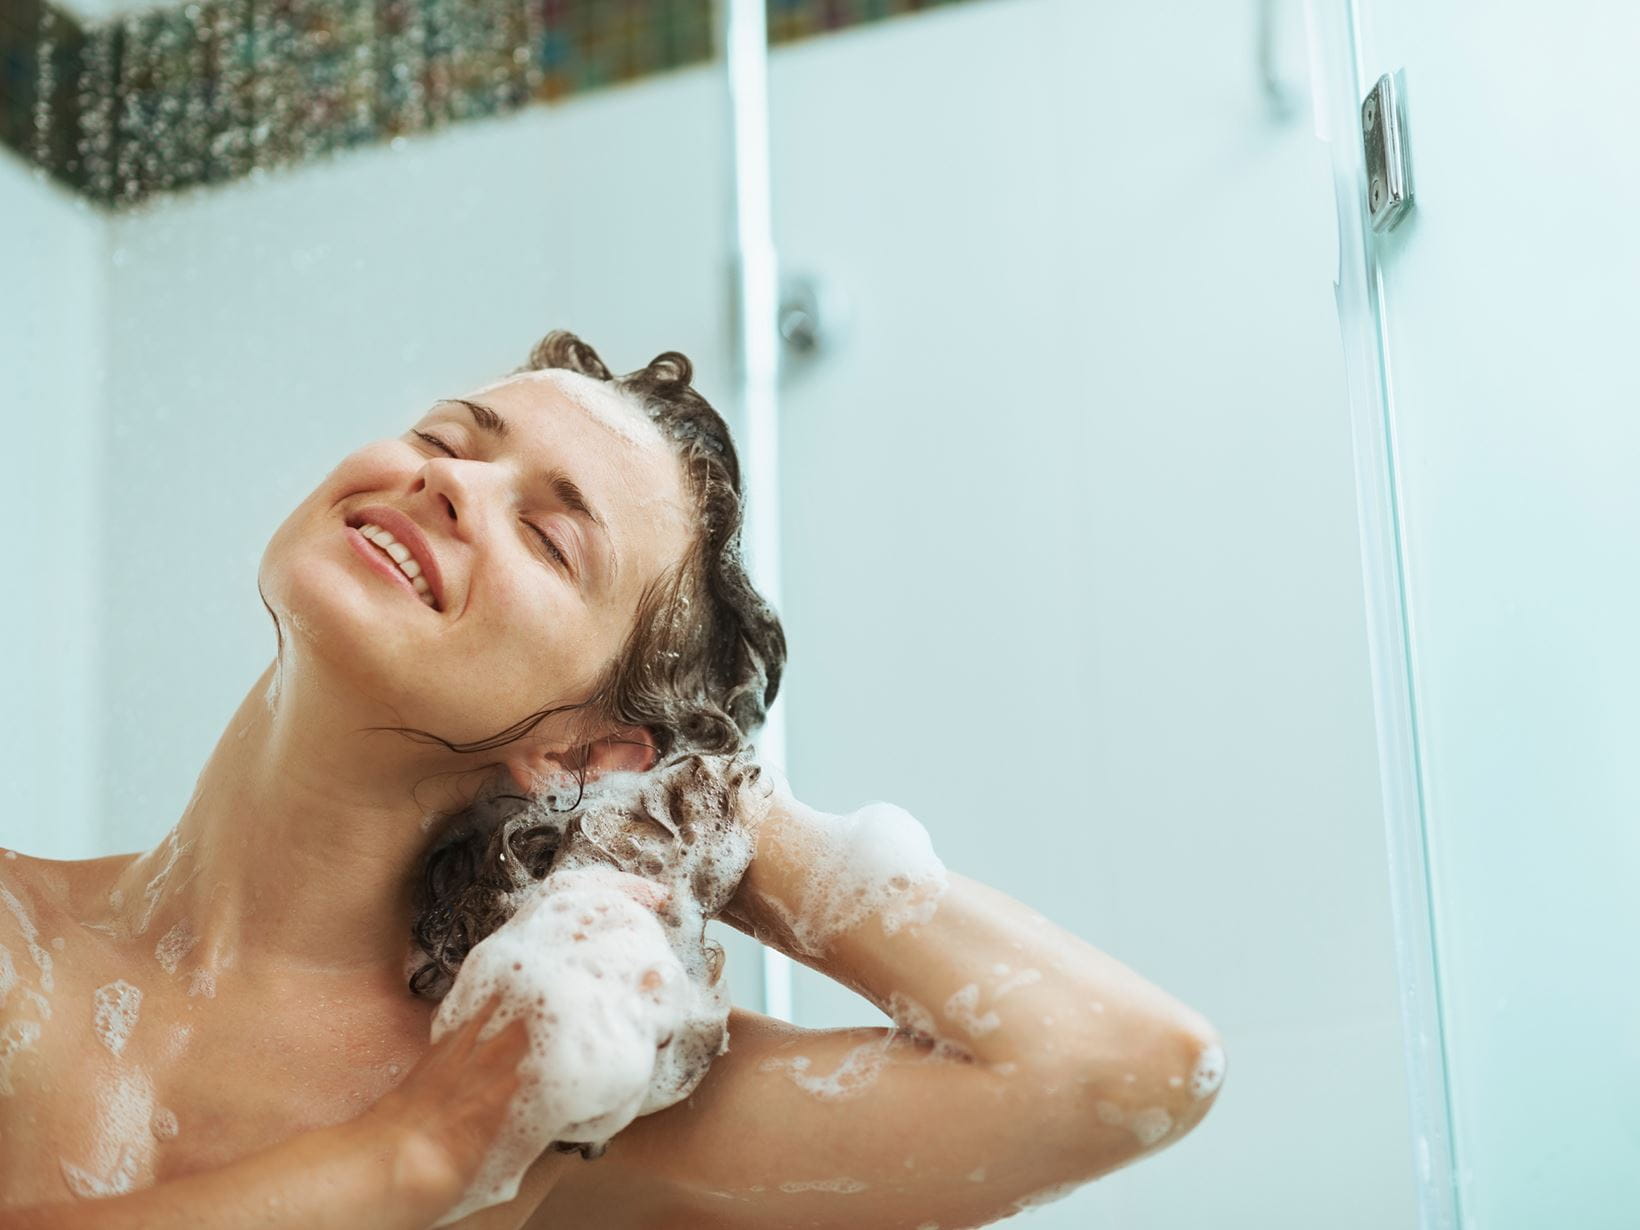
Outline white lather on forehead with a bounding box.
[470,369,667,451]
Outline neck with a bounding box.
[103,658,500,990]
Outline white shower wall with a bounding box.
[0,154,104,861]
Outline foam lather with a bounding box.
[428,751,771,1225]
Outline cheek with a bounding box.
[486,584,617,692]
[330,442,408,491]
[259,446,401,588]
[282,445,401,530]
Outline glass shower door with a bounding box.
[1316,1,1640,1225]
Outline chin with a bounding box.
[258,525,432,696]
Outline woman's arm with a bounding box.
[4,1117,432,1230]
[1,994,530,1230]
[721,789,1225,1134]
[546,787,1226,1228]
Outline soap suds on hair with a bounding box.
[93,980,142,1056]
[476,370,669,452]
[422,751,967,1225]
[424,751,764,1227]
[430,864,694,1225]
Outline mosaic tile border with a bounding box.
[1,0,980,208]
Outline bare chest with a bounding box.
[0,942,431,1209]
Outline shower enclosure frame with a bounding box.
[714,0,794,1022]
[1302,2,1460,1227]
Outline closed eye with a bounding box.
[412,429,574,572]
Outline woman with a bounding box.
[0,331,1224,1229]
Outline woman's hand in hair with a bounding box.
[357,990,531,1219]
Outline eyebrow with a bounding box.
[437,397,615,585]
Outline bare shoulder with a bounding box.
[0,845,135,924]
[0,848,134,1027]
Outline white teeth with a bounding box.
[356,521,437,608]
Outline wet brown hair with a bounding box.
[401,330,785,998]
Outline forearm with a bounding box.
[724,799,1225,1131]
[2,1119,444,1230]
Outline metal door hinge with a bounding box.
[1362,71,1414,233]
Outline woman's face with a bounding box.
[261,369,693,752]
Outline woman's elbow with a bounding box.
[1073,1015,1227,1161]
[1170,1019,1227,1137]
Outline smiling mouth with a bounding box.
[346,523,440,609]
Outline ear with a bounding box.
[581,724,660,777]
[503,724,659,794]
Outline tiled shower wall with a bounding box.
[0,0,983,206]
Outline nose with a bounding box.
[411,455,492,540]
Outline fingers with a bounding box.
[446,991,507,1052]
[485,1013,530,1058]
[460,992,529,1061]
